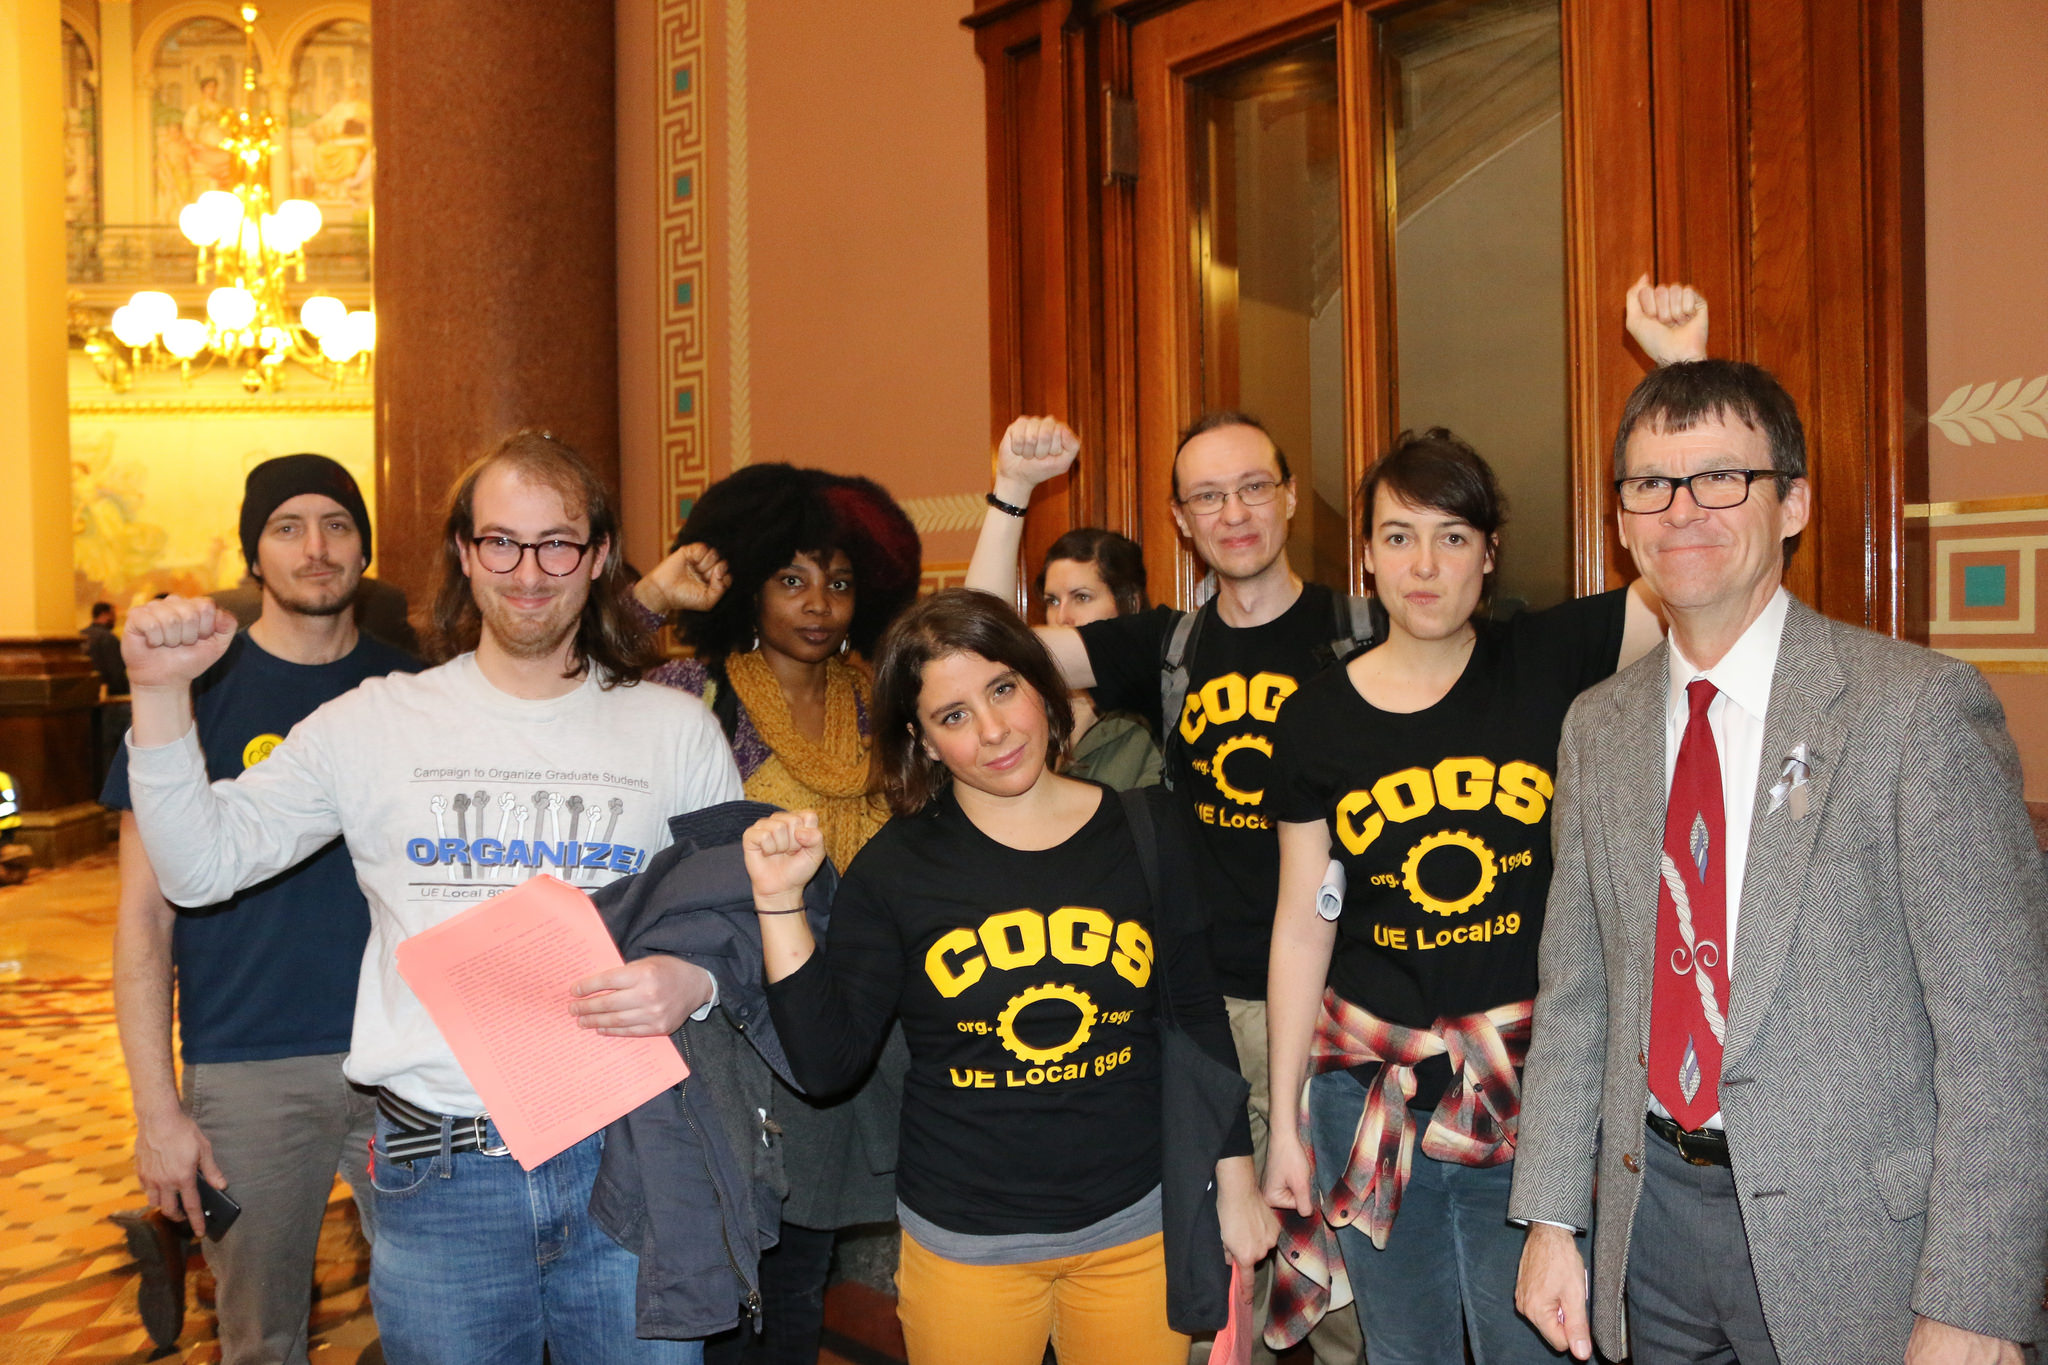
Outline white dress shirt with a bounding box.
[1647,587,1790,1131]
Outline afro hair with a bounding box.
[670,463,923,667]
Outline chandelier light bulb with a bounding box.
[196,191,242,245]
[208,286,258,332]
[342,310,377,354]
[259,326,289,354]
[130,291,179,333]
[300,295,346,337]
[110,305,158,348]
[163,318,209,359]
[178,203,212,247]
[319,331,362,364]
[277,199,323,247]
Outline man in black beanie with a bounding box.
[106,453,419,1359]
[212,453,419,654]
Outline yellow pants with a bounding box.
[896,1227,1191,1365]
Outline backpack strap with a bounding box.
[1156,603,1212,794]
[1314,591,1384,668]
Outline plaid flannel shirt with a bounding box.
[1265,990,1533,1350]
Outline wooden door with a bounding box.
[966,0,1922,628]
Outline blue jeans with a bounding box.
[368,1112,701,1365]
[1309,1069,1557,1365]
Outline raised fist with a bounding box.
[121,596,237,688]
[637,541,732,616]
[993,416,1081,506]
[1625,273,1709,366]
[742,809,826,905]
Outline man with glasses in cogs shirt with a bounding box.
[118,432,741,1365]
[968,409,1375,1365]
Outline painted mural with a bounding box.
[62,23,97,227]
[152,18,254,224]
[70,409,375,614]
[289,20,373,221]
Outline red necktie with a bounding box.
[1648,679,1730,1131]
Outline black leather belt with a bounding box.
[1646,1111,1731,1167]
[377,1088,508,1163]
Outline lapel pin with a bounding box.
[1768,743,1813,820]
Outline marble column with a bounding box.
[370,0,620,613]
[0,0,105,858]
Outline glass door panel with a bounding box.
[1188,34,1349,593]
[1383,0,1568,612]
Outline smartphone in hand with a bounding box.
[194,1177,241,1241]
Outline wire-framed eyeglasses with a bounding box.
[1177,479,1283,516]
[1614,468,1782,515]
[469,535,595,576]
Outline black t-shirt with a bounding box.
[1269,589,1627,1108]
[1079,583,1348,998]
[100,630,420,1063]
[766,784,1242,1237]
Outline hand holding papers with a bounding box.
[395,873,689,1169]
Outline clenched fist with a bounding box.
[122,596,237,689]
[1625,273,1709,366]
[742,809,826,909]
[993,416,1081,509]
[636,541,732,617]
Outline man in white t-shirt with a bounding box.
[121,432,742,1365]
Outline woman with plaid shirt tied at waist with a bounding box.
[1262,432,1664,1364]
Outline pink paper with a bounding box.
[1209,1261,1256,1365]
[394,873,689,1170]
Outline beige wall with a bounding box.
[1924,0,2048,797]
[618,0,990,577]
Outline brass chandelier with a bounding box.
[87,4,374,393]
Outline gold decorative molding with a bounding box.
[1906,493,2048,520]
[902,493,989,535]
[1930,376,2048,447]
[656,0,710,550]
[69,396,372,416]
[918,561,970,595]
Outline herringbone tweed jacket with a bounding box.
[1509,596,2048,1363]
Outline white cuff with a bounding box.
[689,968,720,1022]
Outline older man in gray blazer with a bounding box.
[1510,360,2048,1365]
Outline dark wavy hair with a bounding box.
[870,589,1075,817]
[1358,427,1507,602]
[670,464,922,668]
[430,431,657,687]
[1037,527,1148,616]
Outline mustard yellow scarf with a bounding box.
[723,649,888,872]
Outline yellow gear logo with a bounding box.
[241,734,285,769]
[1210,733,1272,806]
[995,982,1098,1065]
[1401,829,1498,917]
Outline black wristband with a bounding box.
[986,491,1028,518]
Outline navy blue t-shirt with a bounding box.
[102,630,419,1063]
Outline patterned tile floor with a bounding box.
[0,851,376,1364]
[0,851,888,1365]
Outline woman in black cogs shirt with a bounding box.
[741,589,1276,1365]
[1263,431,1662,1364]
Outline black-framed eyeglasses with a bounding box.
[469,535,594,576]
[1177,479,1283,516]
[1614,468,1782,515]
